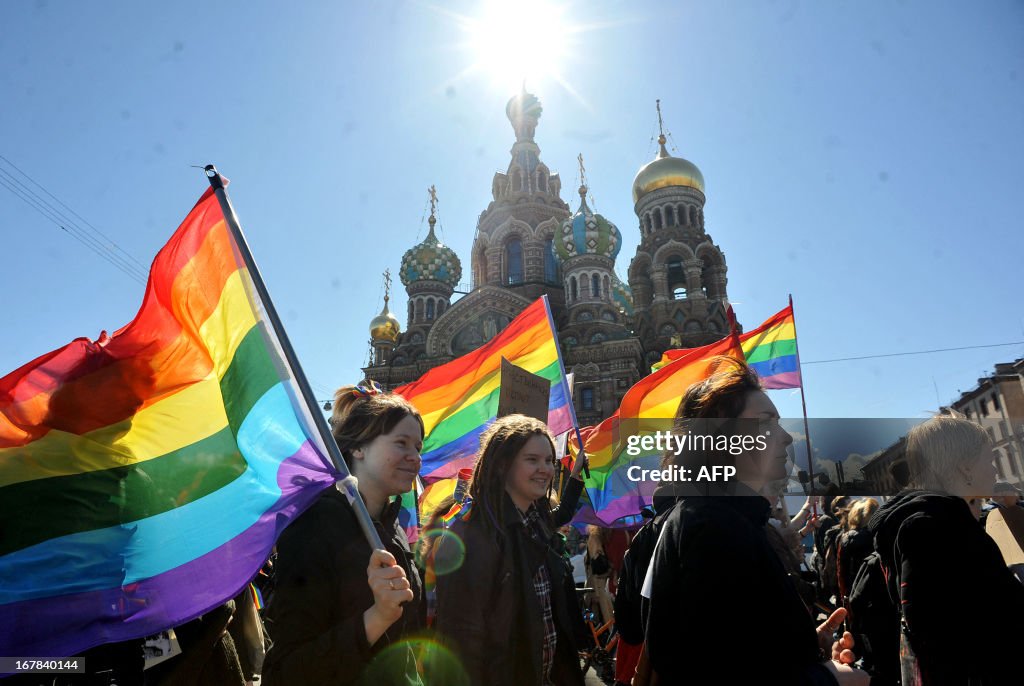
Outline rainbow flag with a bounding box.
[0,187,338,657]
[572,334,744,526]
[653,304,801,390]
[395,296,573,484]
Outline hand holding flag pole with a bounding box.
[204,165,385,552]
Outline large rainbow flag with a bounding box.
[0,187,338,657]
[573,334,744,527]
[654,303,801,390]
[395,296,574,485]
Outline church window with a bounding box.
[653,212,662,230]
[645,214,653,233]
[426,299,435,320]
[664,207,674,227]
[415,299,424,321]
[601,310,616,322]
[591,274,600,298]
[689,206,698,226]
[507,238,523,285]
[513,170,523,191]
[544,238,559,284]
[565,336,578,346]
[578,311,593,322]
[667,258,687,299]
[582,387,595,411]
[408,301,413,322]
[603,275,610,298]
[570,275,578,301]
[538,172,547,192]
[590,332,606,344]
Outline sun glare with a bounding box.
[462,0,570,94]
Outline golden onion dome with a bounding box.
[632,134,705,204]
[369,296,401,342]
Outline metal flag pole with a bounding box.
[789,293,817,515]
[204,165,385,551]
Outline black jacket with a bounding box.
[262,487,425,686]
[433,482,585,686]
[646,494,838,686]
[868,490,1024,685]
[837,527,873,601]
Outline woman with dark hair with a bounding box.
[644,357,868,685]
[261,384,426,686]
[433,414,586,686]
[866,415,1024,685]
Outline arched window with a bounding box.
[426,298,435,320]
[603,275,610,298]
[653,212,662,230]
[645,215,653,232]
[544,238,559,284]
[507,238,523,285]
[513,170,523,192]
[408,301,413,322]
[591,274,600,298]
[664,206,674,227]
[570,275,578,301]
[667,257,687,299]
[689,206,698,226]
[538,172,547,192]
[415,299,424,321]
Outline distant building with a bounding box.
[948,358,1024,488]
[362,90,734,425]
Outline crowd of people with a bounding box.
[31,359,1024,685]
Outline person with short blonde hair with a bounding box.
[866,415,1024,684]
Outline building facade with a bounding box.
[362,90,735,425]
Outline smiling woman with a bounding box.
[433,414,588,686]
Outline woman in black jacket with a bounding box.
[867,415,1024,685]
[433,414,586,686]
[262,385,426,686]
[644,358,868,686]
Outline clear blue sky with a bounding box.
[2,0,1022,421]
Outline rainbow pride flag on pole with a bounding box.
[395,296,574,485]
[0,186,338,657]
[654,304,801,390]
[572,333,744,526]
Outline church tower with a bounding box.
[627,101,730,368]
[397,186,462,355]
[471,87,570,311]
[367,269,401,367]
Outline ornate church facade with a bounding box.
[363,90,733,426]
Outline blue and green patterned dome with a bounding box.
[611,275,634,316]
[400,218,462,288]
[553,186,621,262]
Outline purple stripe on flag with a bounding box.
[0,441,335,658]
[760,370,802,389]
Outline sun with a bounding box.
[462,0,570,93]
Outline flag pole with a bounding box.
[789,294,817,515]
[205,165,385,551]
[541,294,590,479]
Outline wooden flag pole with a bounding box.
[205,165,385,551]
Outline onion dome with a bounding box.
[369,295,401,342]
[399,213,462,288]
[632,134,705,203]
[553,185,622,261]
[506,87,543,141]
[611,275,634,316]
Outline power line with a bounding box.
[802,341,1024,365]
[0,154,148,271]
[0,170,148,285]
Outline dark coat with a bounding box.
[646,495,838,686]
[433,482,586,686]
[837,527,873,601]
[261,487,425,686]
[868,490,1024,685]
